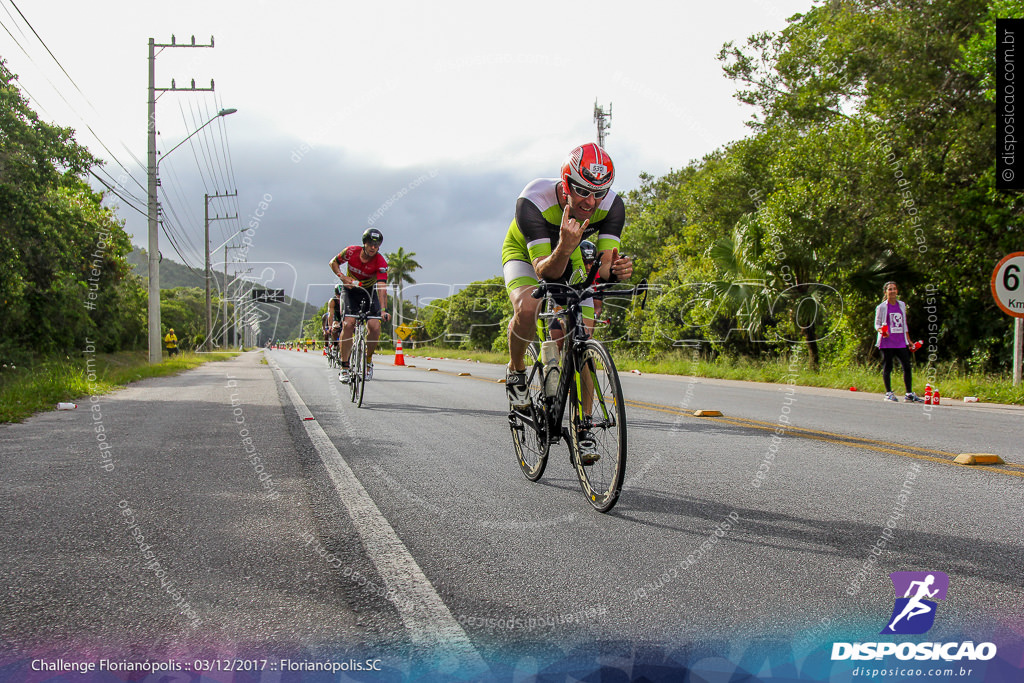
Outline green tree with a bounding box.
[713,0,1014,368]
[302,301,329,341]
[159,288,206,351]
[0,59,144,358]
[421,278,510,350]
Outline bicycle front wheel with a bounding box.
[568,339,627,512]
[355,336,366,408]
[349,332,365,405]
[511,343,550,482]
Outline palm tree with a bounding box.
[710,221,842,371]
[708,222,773,342]
[385,247,421,322]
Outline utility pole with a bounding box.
[148,34,216,363]
[223,247,244,347]
[205,191,238,350]
[594,99,612,148]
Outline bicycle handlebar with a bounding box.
[532,254,648,310]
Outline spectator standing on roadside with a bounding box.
[164,328,178,357]
[875,282,923,403]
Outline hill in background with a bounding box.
[128,247,315,342]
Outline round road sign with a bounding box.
[991,252,1024,318]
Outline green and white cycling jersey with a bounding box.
[501,178,625,293]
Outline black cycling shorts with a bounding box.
[343,286,382,319]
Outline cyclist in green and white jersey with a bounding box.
[501,144,634,454]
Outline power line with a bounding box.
[88,168,148,219]
[216,93,239,197]
[2,16,149,210]
[1,1,149,200]
[8,0,87,99]
[204,99,234,191]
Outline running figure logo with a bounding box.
[881,571,949,635]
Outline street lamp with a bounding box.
[147,107,237,363]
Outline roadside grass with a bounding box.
[404,345,1024,405]
[0,350,241,423]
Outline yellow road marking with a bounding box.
[400,367,1024,478]
[624,399,1023,478]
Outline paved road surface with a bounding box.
[1,349,1021,681]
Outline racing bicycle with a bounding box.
[508,260,646,513]
[345,289,373,408]
[325,333,340,369]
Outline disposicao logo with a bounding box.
[882,570,948,635]
[831,570,997,662]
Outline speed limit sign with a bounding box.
[991,252,1024,318]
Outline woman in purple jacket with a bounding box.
[874,282,924,403]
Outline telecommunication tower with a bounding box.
[593,99,612,148]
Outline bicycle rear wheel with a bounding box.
[568,339,627,512]
[511,343,550,481]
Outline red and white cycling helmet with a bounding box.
[561,143,614,197]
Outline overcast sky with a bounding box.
[2,0,816,305]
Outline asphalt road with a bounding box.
[271,349,1024,670]
[2,348,1022,681]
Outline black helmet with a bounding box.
[362,228,383,245]
[579,239,597,264]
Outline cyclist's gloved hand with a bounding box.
[609,248,633,282]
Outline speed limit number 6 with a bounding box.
[991,252,1024,318]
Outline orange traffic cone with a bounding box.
[394,339,405,366]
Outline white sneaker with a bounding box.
[339,368,351,384]
[883,391,898,402]
[576,430,600,465]
[506,365,529,409]
[365,363,374,380]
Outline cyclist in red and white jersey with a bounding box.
[329,228,390,382]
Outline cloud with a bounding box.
[123,119,527,305]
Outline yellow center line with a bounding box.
[400,367,1023,478]
[624,399,1024,479]
[627,398,951,455]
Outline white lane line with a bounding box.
[271,359,485,668]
